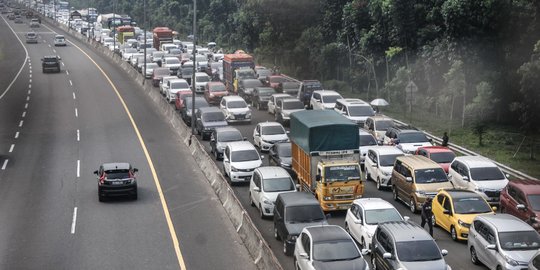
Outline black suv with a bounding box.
[41,55,61,73]
[94,163,138,202]
[273,192,327,256]
[181,96,209,126]
[251,86,276,110]
[195,107,228,140]
[238,79,263,103]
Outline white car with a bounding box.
[162,57,182,75]
[165,79,190,103]
[222,141,262,184]
[220,96,252,124]
[121,48,138,62]
[252,122,289,152]
[194,72,210,94]
[364,146,405,190]
[144,63,159,79]
[160,76,178,96]
[249,166,296,218]
[267,93,291,115]
[334,98,375,126]
[310,90,342,110]
[275,98,305,125]
[448,156,509,205]
[129,53,144,67]
[359,129,378,166]
[345,198,407,249]
[53,35,66,46]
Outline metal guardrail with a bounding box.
[281,74,537,180]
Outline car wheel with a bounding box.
[371,256,377,270]
[451,226,458,241]
[98,192,105,202]
[366,172,372,182]
[259,204,265,219]
[361,237,367,249]
[274,226,280,240]
[376,177,382,190]
[132,191,138,200]
[496,266,502,270]
[392,186,398,201]
[344,222,350,233]
[283,241,291,256]
[249,193,255,207]
[432,214,437,227]
[470,246,481,265]
[410,197,417,213]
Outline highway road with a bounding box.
[0,15,256,270]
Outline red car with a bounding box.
[415,146,456,173]
[500,179,540,231]
[152,67,171,87]
[266,75,286,90]
[175,91,193,111]
[204,82,228,105]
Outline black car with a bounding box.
[181,96,210,126]
[195,107,228,140]
[210,127,244,160]
[297,80,323,107]
[238,79,263,103]
[251,87,276,110]
[41,55,61,73]
[278,81,300,95]
[268,142,295,177]
[94,163,138,202]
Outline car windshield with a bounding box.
[414,168,448,183]
[125,48,137,53]
[105,169,130,179]
[375,120,394,130]
[181,68,193,75]
[364,208,403,225]
[166,58,180,64]
[324,165,361,182]
[430,152,456,163]
[242,80,262,88]
[238,71,255,80]
[322,95,341,104]
[452,197,492,214]
[349,106,375,117]
[528,195,540,211]
[470,167,505,181]
[396,240,442,261]
[313,240,361,262]
[257,88,275,96]
[360,134,377,146]
[154,68,170,76]
[379,154,402,167]
[257,69,272,77]
[218,131,243,142]
[210,84,226,92]
[261,125,285,135]
[283,100,304,110]
[186,99,209,109]
[145,63,158,69]
[282,82,300,90]
[197,76,210,82]
[499,231,540,251]
[285,205,325,223]
[170,82,189,89]
[277,144,292,157]
[227,100,247,109]
[270,76,286,83]
[263,177,294,192]
[203,112,225,122]
[399,132,429,143]
[231,150,259,162]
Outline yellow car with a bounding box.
[432,189,495,241]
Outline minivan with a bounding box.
[334,98,375,126]
[273,192,327,256]
[222,141,262,184]
[249,166,296,218]
[500,179,540,232]
[392,155,453,213]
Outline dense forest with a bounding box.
[72,0,539,142]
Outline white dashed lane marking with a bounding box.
[76,129,80,141]
[72,92,76,99]
[18,120,23,127]
[75,108,78,118]
[26,96,30,101]
[8,144,14,153]
[71,207,78,234]
[69,80,72,86]
[66,70,69,75]
[24,103,28,109]
[1,160,8,170]
[14,132,19,139]
[76,160,80,178]
[22,111,26,118]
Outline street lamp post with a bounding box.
[143,0,146,82]
[191,0,197,136]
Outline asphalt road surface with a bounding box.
[0,15,256,270]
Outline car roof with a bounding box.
[313,90,340,96]
[255,166,290,179]
[396,155,440,169]
[441,189,483,199]
[195,72,208,76]
[305,225,350,243]
[353,198,397,210]
[278,192,319,207]
[223,95,245,101]
[226,141,256,151]
[417,146,453,153]
[476,214,534,232]
[271,93,291,98]
[508,179,540,194]
[455,156,498,168]
[258,121,283,127]
[369,146,404,155]
[368,115,393,121]
[198,106,222,113]
[337,98,369,106]
[380,221,433,242]
[102,162,130,170]
[169,78,188,83]
[215,126,241,134]
[282,98,301,103]
[207,82,225,86]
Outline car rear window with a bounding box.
[203,112,225,122]
[313,240,360,261]
[209,84,226,92]
[349,106,375,117]
[218,131,243,142]
[429,152,456,163]
[105,169,130,179]
[282,100,304,110]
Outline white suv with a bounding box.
[334,98,375,126]
[162,57,182,75]
[252,122,289,151]
[448,156,509,205]
[220,96,252,124]
[310,90,342,110]
[364,146,404,190]
[249,166,296,218]
[165,79,190,103]
[222,141,262,184]
[160,76,178,96]
[194,72,210,94]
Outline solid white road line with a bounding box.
[14,132,19,139]
[22,111,26,118]
[9,144,14,153]
[1,160,8,170]
[18,120,23,127]
[70,207,78,234]
[76,160,80,178]
[75,108,78,117]
[29,69,32,73]
[24,103,28,109]
[48,44,51,47]
[72,92,76,99]
[76,129,80,141]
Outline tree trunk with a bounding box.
[449,95,455,133]
[461,87,466,128]
[531,137,536,160]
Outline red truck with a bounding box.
[152,27,173,50]
[223,53,255,93]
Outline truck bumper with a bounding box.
[320,200,355,211]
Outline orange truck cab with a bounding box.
[223,53,255,93]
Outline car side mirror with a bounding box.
[492,206,497,212]
[382,252,392,259]
[299,252,308,259]
[517,204,527,211]
[210,138,215,142]
[485,244,497,250]
[505,174,510,179]
[260,155,265,160]
[41,58,44,61]
[57,56,61,60]
[361,249,370,255]
[441,249,448,256]
[403,216,410,221]
[254,132,259,136]
[443,209,451,215]
[372,164,378,168]
[253,187,260,192]
[93,170,98,175]
[463,176,469,181]
[405,177,413,182]
[243,137,248,141]
[325,213,331,219]
[354,218,362,225]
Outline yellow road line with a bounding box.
[43,24,186,270]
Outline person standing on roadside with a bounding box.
[442,132,449,147]
[421,197,434,237]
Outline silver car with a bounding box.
[209,127,244,160]
[468,214,540,270]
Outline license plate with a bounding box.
[236,115,244,120]
[112,181,123,185]
[243,176,251,181]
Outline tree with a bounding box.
[465,81,497,146]
[443,60,465,132]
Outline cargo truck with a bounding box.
[223,53,255,93]
[116,25,134,44]
[152,27,173,50]
[290,110,364,211]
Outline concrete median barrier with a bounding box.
[47,18,282,270]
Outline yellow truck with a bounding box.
[290,110,364,211]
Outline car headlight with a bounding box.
[382,171,390,176]
[209,93,214,97]
[415,190,426,196]
[246,112,251,118]
[231,166,239,172]
[280,162,291,167]
[262,198,273,205]
[504,254,519,266]
[324,196,332,200]
[229,113,236,119]
[475,186,485,192]
[457,219,470,228]
[287,235,298,241]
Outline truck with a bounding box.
[153,27,173,50]
[223,53,255,93]
[117,25,135,44]
[290,110,364,211]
